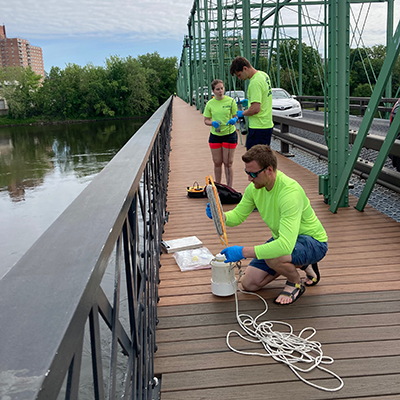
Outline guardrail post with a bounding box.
[278,122,294,157]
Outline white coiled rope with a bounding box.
[227,289,344,391]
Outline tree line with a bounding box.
[0,52,178,121]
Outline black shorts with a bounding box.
[209,131,238,149]
[246,127,273,149]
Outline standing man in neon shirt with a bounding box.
[229,56,273,150]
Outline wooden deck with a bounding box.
[154,97,400,399]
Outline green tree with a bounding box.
[137,52,178,111]
[0,66,41,119]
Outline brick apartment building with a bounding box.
[0,25,45,78]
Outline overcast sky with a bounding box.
[1,0,398,73]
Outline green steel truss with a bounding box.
[177,0,398,213]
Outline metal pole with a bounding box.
[242,0,252,63]
[217,0,224,80]
[325,0,350,209]
[204,0,211,102]
[298,0,303,95]
[385,0,394,118]
[196,0,204,110]
[254,0,265,69]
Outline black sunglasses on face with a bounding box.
[244,166,267,178]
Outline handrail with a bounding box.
[273,114,400,192]
[0,97,173,399]
[295,95,398,115]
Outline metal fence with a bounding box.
[296,96,398,116]
[0,97,173,399]
[273,114,400,193]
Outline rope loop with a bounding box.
[227,289,344,392]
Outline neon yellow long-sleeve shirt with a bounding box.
[224,171,327,260]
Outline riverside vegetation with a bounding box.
[0,52,178,124]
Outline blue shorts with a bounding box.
[246,127,273,150]
[248,235,328,276]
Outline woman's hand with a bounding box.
[226,117,238,125]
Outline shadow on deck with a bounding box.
[154,97,400,399]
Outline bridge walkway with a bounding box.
[154,97,400,399]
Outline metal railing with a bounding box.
[273,114,400,193]
[0,97,173,399]
[296,96,398,116]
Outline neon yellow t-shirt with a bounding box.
[203,96,238,136]
[247,71,273,129]
[224,171,327,259]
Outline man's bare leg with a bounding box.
[266,256,303,305]
[240,265,279,291]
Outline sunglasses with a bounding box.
[244,166,267,178]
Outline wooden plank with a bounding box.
[158,374,400,400]
[159,356,400,392]
[154,340,400,373]
[157,291,400,317]
[155,98,400,398]
[155,325,400,359]
[156,312,400,344]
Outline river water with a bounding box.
[0,118,146,279]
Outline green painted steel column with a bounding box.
[242,0,251,63]
[267,2,280,77]
[385,0,394,119]
[254,0,265,69]
[386,0,394,100]
[298,1,303,95]
[183,46,190,103]
[324,0,350,209]
[204,0,211,101]
[276,13,280,87]
[188,17,196,107]
[217,0,224,80]
[196,0,204,110]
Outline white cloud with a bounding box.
[1,0,192,39]
[1,0,398,70]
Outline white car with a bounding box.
[271,88,302,118]
[193,86,209,104]
[225,90,246,103]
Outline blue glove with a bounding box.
[212,121,220,129]
[226,117,238,126]
[221,246,244,263]
[237,110,244,118]
[206,203,213,219]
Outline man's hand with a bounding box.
[221,246,244,263]
[206,203,213,219]
[226,117,238,125]
[237,110,244,118]
[212,121,220,129]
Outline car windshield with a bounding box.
[226,91,245,98]
[272,90,291,99]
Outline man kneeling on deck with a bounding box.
[206,144,328,305]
